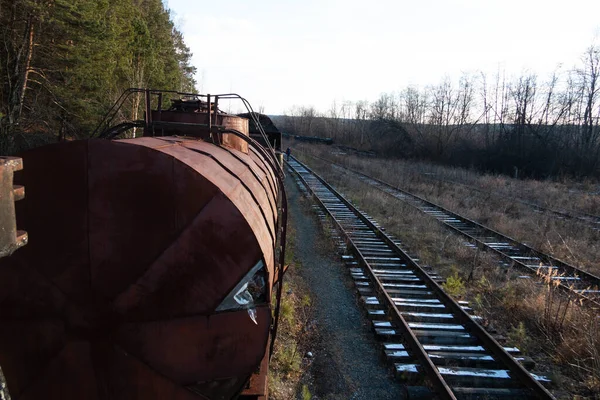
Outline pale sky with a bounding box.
[166,0,600,115]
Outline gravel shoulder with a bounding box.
[285,172,405,400]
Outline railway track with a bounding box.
[287,157,554,400]
[417,172,600,231]
[330,147,600,229]
[305,155,600,307]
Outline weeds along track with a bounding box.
[308,155,600,308]
[287,156,554,400]
[415,172,600,231]
[329,146,600,228]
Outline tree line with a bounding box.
[0,0,196,153]
[279,44,600,178]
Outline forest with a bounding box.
[0,0,196,153]
[278,45,600,179]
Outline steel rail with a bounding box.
[306,154,600,308]
[287,156,555,400]
[326,146,600,226]
[287,159,455,400]
[413,170,600,231]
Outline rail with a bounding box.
[305,154,600,308]
[414,169,600,231]
[287,156,554,400]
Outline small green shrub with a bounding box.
[473,293,484,310]
[276,343,301,375]
[442,271,466,297]
[301,294,311,307]
[280,297,295,326]
[301,385,312,400]
[508,321,529,350]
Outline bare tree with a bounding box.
[370,92,396,121]
[278,42,600,177]
[354,100,368,146]
[398,86,429,151]
[299,106,317,136]
[1,0,37,137]
[427,75,475,158]
[570,45,600,172]
[580,46,600,149]
[327,100,340,140]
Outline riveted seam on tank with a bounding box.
[212,145,278,225]
[182,147,276,246]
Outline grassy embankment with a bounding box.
[296,143,600,277]
[291,142,600,399]
[269,211,314,400]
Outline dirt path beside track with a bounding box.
[285,173,405,400]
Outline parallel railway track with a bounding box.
[330,146,600,229]
[305,154,600,308]
[417,172,600,231]
[287,156,554,400]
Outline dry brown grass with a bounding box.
[269,216,315,400]
[470,273,600,399]
[288,141,600,277]
[292,148,600,399]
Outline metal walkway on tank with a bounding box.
[287,156,555,400]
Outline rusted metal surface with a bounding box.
[0,137,279,399]
[115,307,271,383]
[145,104,250,154]
[237,113,282,151]
[0,157,27,258]
[240,339,270,399]
[115,137,277,283]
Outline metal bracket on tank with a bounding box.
[0,157,27,258]
[0,156,27,400]
[0,365,10,400]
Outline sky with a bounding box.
[165,0,600,115]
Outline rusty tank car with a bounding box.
[0,89,287,400]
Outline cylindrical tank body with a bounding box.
[0,136,279,399]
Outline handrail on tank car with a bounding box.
[94,90,276,148]
[209,93,277,159]
[93,88,209,137]
[91,88,144,138]
[92,89,283,178]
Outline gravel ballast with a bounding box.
[286,173,405,400]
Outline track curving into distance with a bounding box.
[287,156,555,400]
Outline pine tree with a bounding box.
[0,0,197,151]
